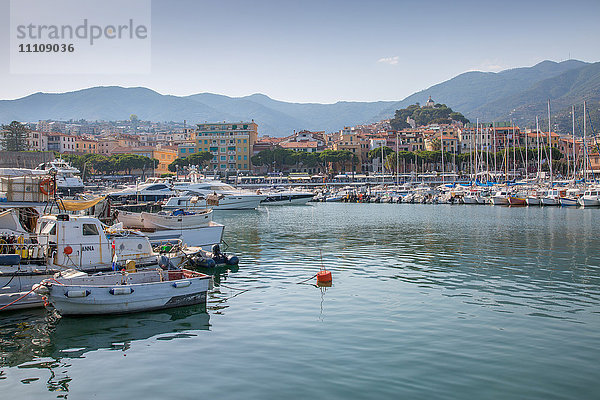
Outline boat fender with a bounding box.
[204,258,216,268]
[172,281,191,288]
[226,256,239,265]
[65,290,91,298]
[109,287,134,295]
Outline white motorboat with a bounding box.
[560,188,581,207]
[260,189,315,205]
[169,180,266,210]
[116,209,213,230]
[490,189,509,205]
[526,190,542,206]
[36,267,211,316]
[0,212,197,311]
[462,192,479,204]
[108,180,177,202]
[115,208,224,248]
[541,189,564,206]
[578,188,600,207]
[35,159,84,194]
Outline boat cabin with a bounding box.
[35,214,155,271]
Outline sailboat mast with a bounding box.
[584,101,587,182]
[381,143,384,184]
[486,125,489,180]
[525,122,528,181]
[512,123,516,181]
[441,132,445,184]
[396,131,399,185]
[548,100,553,186]
[493,122,497,181]
[536,116,540,180]
[572,105,576,180]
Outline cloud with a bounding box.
[378,56,399,65]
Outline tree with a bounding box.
[186,151,213,167]
[390,103,469,130]
[429,138,441,151]
[368,146,394,160]
[168,151,213,173]
[1,121,28,151]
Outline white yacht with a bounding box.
[108,181,177,202]
[167,180,266,210]
[259,188,315,205]
[35,159,84,194]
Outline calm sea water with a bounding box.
[1,204,600,399]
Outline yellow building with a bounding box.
[179,121,258,172]
[74,137,98,154]
[116,146,178,176]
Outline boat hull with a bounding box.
[508,197,527,206]
[491,196,509,205]
[144,221,225,249]
[526,197,541,206]
[141,211,212,230]
[541,197,560,206]
[578,197,600,207]
[261,194,314,205]
[45,269,211,316]
[559,197,579,207]
[164,196,265,210]
[462,196,479,204]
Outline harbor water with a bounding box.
[2,203,600,399]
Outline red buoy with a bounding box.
[316,270,332,283]
[63,246,73,255]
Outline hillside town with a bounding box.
[1,98,598,178]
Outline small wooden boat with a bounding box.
[508,193,527,206]
[36,267,212,316]
[116,209,212,230]
[142,209,212,230]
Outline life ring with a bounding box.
[39,178,56,195]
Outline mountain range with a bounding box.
[0,59,598,136]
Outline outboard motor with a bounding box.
[158,255,175,270]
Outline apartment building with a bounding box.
[179,121,258,172]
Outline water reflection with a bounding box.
[1,306,210,368]
[0,306,210,396]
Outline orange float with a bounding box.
[316,270,332,283]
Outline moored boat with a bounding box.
[36,266,212,316]
[508,192,527,206]
[578,188,600,207]
[142,209,213,230]
[490,190,509,205]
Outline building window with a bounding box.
[220,156,226,161]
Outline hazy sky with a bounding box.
[1,0,598,103]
